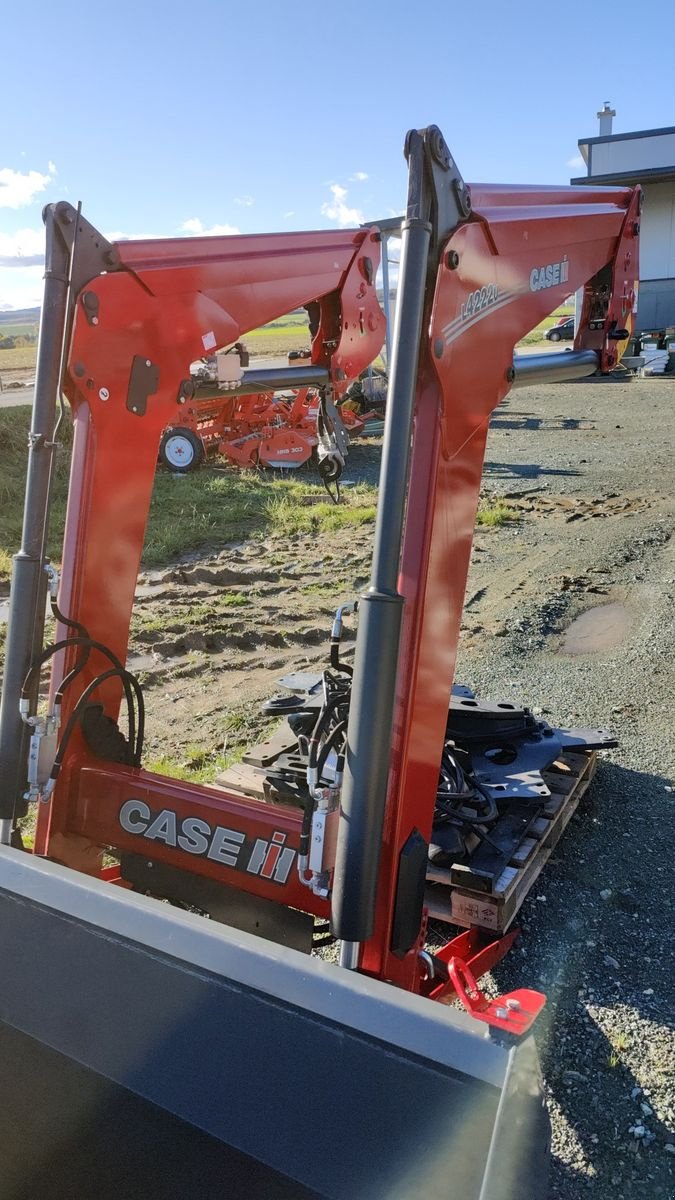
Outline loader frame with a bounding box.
[0,126,640,1005]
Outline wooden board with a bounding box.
[426,750,598,933]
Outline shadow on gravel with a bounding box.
[487,760,675,1199]
[484,460,582,480]
[490,412,589,432]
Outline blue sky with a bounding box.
[1,0,672,309]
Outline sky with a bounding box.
[2,0,673,310]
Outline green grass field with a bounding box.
[0,406,378,589]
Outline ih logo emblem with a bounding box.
[246,831,295,883]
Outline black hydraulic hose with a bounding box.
[22,636,136,756]
[50,597,89,640]
[316,720,347,781]
[49,600,93,700]
[49,668,139,784]
[307,693,345,771]
[21,637,144,766]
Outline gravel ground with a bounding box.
[8,369,671,1197]
[453,374,675,1199]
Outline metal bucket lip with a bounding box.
[0,843,514,1088]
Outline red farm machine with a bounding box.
[0,125,640,1199]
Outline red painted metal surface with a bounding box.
[446,959,545,1036]
[357,181,640,989]
[35,227,384,857]
[67,761,328,916]
[35,182,639,1019]
[422,926,520,1002]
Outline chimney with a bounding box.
[597,101,615,136]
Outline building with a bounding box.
[571,104,675,333]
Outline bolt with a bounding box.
[495,1007,508,1020]
[506,998,521,1011]
[446,250,460,270]
[131,405,138,413]
[145,359,152,368]
[98,387,109,402]
[92,316,99,326]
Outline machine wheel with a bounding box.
[159,428,205,473]
[548,330,561,342]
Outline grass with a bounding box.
[144,706,275,782]
[0,406,73,587]
[476,499,516,527]
[607,1031,630,1068]
[142,469,378,565]
[0,345,38,374]
[0,406,379,588]
[519,304,575,346]
[143,746,240,784]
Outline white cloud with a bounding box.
[284,210,295,218]
[350,171,368,182]
[0,264,45,309]
[48,161,57,176]
[180,217,241,236]
[567,154,585,169]
[0,167,51,209]
[233,195,254,207]
[0,227,44,267]
[321,184,364,228]
[104,230,164,242]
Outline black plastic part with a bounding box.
[390,828,429,958]
[447,696,538,742]
[80,704,130,764]
[262,694,308,716]
[120,854,314,952]
[463,804,541,886]
[126,355,160,416]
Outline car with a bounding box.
[546,316,574,341]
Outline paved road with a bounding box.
[0,387,33,409]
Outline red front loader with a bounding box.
[0,124,640,1199]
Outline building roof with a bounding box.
[573,123,675,188]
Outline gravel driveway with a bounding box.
[455,374,675,1198]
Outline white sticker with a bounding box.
[451,892,500,931]
[202,330,217,351]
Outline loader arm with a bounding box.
[333,133,640,986]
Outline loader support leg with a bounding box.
[0,208,70,830]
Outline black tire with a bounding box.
[159,428,205,473]
[549,330,561,342]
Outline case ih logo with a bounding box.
[118,800,295,884]
[529,256,569,292]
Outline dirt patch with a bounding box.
[130,526,372,764]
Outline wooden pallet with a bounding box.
[425,750,598,934]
